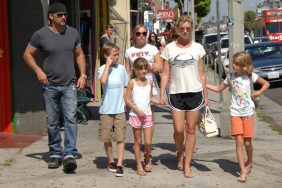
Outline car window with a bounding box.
[221,39,229,48]
[244,37,252,44]
[246,45,282,59]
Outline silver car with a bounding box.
[245,42,282,84]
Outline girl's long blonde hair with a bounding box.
[232,51,254,77]
[131,57,149,79]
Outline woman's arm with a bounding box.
[124,58,131,78]
[151,53,163,73]
[198,56,209,105]
[149,81,160,105]
[159,59,170,105]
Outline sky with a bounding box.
[204,0,262,21]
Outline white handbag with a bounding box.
[198,106,219,137]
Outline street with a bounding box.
[264,82,282,106]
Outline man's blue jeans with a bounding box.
[43,81,77,159]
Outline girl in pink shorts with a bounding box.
[207,52,269,182]
[125,57,159,176]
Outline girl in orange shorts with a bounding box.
[207,52,269,182]
[124,57,160,176]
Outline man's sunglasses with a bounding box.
[136,32,147,37]
[55,12,68,18]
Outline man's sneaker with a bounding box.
[48,157,62,169]
[63,158,77,173]
[107,162,117,172]
[116,166,124,177]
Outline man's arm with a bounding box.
[75,46,86,90]
[23,44,48,85]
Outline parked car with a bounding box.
[246,42,282,84]
[253,36,270,44]
[222,42,282,85]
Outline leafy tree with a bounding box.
[195,0,210,18]
[244,10,257,34]
[174,0,210,19]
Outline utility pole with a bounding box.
[220,0,244,137]
[185,0,195,41]
[216,0,223,102]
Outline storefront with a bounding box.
[0,0,12,132]
[0,0,110,134]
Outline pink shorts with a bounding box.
[230,115,254,138]
[128,115,153,129]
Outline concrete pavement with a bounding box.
[1,74,282,188]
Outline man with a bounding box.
[100,24,113,65]
[23,2,86,173]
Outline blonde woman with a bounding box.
[160,15,208,178]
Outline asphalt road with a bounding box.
[263,82,282,106]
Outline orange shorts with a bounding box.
[230,115,254,138]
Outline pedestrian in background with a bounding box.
[124,57,160,176]
[148,32,161,50]
[159,15,208,178]
[207,52,269,182]
[98,43,128,177]
[23,2,86,173]
[100,24,113,65]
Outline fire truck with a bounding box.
[261,9,282,42]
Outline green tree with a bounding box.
[244,10,257,34]
[174,0,211,19]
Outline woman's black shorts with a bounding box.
[168,91,204,111]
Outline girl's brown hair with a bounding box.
[131,57,149,79]
[232,51,254,76]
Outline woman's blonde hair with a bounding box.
[175,15,193,30]
[131,57,149,79]
[232,51,254,76]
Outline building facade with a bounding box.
[0,0,111,134]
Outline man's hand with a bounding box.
[77,76,86,90]
[36,70,48,86]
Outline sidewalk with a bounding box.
[1,75,282,188]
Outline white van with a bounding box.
[219,35,253,58]
[202,32,228,47]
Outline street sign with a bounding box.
[156,9,176,20]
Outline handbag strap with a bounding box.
[205,106,215,120]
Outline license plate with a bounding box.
[268,72,279,79]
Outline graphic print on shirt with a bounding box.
[131,51,150,58]
[171,53,196,68]
[231,79,250,110]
